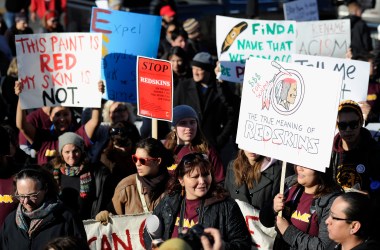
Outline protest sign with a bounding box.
[137,56,173,122]
[236,58,341,172]
[296,19,350,58]
[284,0,319,21]
[84,213,149,250]
[216,16,296,83]
[292,54,370,102]
[235,199,276,250]
[16,33,102,109]
[91,8,161,103]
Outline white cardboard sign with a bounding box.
[292,54,370,102]
[236,57,341,172]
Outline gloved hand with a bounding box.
[95,210,111,225]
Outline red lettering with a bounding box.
[40,54,53,72]
[245,215,260,248]
[65,54,77,70]
[15,37,29,53]
[101,234,112,250]
[40,53,77,73]
[139,219,146,248]
[42,75,50,88]
[91,8,112,34]
[50,36,58,52]
[111,231,132,250]
[88,236,97,247]
[53,53,64,70]
[245,215,259,234]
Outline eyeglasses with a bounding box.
[110,127,127,136]
[180,152,208,166]
[337,120,360,130]
[14,191,41,202]
[131,154,158,165]
[329,212,352,222]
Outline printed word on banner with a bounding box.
[236,57,341,172]
[284,0,319,21]
[137,57,173,122]
[292,54,370,102]
[91,8,162,103]
[296,19,350,58]
[84,213,149,250]
[235,199,276,250]
[216,16,296,83]
[16,33,102,109]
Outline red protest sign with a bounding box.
[137,56,173,122]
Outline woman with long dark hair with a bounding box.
[225,149,282,210]
[144,152,251,249]
[260,166,342,250]
[95,138,174,223]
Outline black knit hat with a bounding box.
[338,100,364,125]
[191,52,213,71]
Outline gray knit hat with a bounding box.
[58,132,85,154]
[172,105,198,126]
[191,52,213,71]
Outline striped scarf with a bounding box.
[53,164,92,198]
[15,201,58,237]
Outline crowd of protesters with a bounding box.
[0,0,380,249]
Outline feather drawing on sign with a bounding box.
[221,21,248,54]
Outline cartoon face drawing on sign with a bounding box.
[276,78,297,110]
[267,61,305,116]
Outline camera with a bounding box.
[179,224,214,250]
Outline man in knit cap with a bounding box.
[173,52,237,152]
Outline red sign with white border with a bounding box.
[137,56,173,122]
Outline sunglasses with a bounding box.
[14,191,41,202]
[180,152,208,166]
[110,127,127,136]
[131,154,158,165]
[337,120,360,130]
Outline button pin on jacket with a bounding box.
[235,190,239,194]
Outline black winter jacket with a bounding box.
[260,176,342,250]
[143,192,252,250]
[0,203,87,250]
[225,159,282,210]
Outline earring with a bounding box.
[181,186,185,196]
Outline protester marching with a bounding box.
[0,0,380,249]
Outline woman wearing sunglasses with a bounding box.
[95,138,174,223]
[144,152,251,249]
[100,121,141,184]
[164,105,225,183]
[260,165,342,250]
[0,166,87,249]
[326,192,379,250]
[48,132,114,220]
